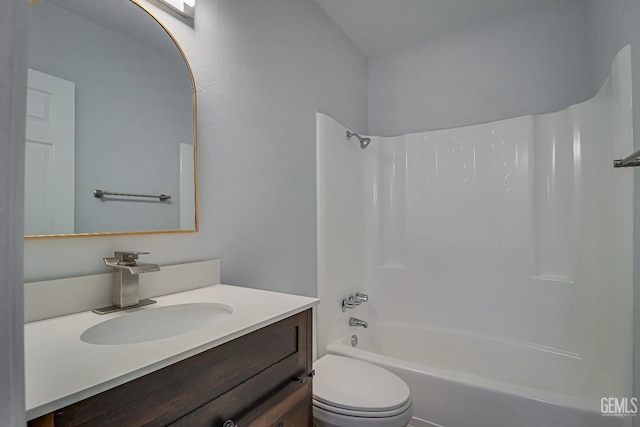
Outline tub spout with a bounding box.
[349,317,368,328]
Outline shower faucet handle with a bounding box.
[354,293,369,302]
[342,293,369,312]
[348,295,362,305]
[342,298,356,312]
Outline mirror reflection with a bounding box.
[25,0,197,237]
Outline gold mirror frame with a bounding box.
[26,0,198,239]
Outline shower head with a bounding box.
[346,131,371,150]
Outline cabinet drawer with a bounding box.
[238,380,312,427]
[37,311,309,427]
[171,355,311,426]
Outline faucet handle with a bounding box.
[342,298,356,312]
[347,295,361,305]
[355,292,369,302]
[114,251,150,265]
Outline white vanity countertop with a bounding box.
[25,284,318,420]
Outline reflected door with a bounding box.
[24,69,75,235]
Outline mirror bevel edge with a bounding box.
[25,0,199,239]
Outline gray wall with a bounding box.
[24,0,368,301]
[28,0,193,233]
[0,0,26,423]
[368,0,595,136]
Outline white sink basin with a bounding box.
[80,303,234,345]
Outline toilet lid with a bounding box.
[313,355,411,413]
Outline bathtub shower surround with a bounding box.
[316,45,633,427]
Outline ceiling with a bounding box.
[44,0,564,60]
[314,0,564,57]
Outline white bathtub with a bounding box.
[326,322,631,427]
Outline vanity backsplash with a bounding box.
[24,259,220,322]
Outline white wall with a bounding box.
[368,0,595,136]
[23,0,368,300]
[0,0,27,423]
[28,0,193,233]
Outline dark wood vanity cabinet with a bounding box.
[28,309,313,427]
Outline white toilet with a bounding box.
[312,355,413,427]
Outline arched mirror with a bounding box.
[25,0,197,238]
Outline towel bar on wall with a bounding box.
[93,189,171,201]
[614,148,640,168]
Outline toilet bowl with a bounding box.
[313,355,413,427]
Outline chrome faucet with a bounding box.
[349,317,368,328]
[93,251,160,314]
[342,292,369,312]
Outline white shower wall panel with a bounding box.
[362,117,533,336]
[316,113,367,356]
[364,114,591,355]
